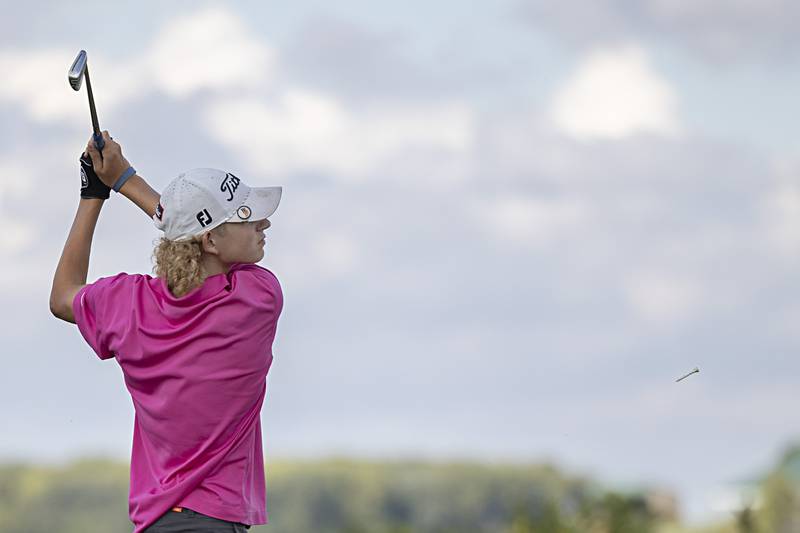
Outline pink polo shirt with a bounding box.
[72,263,283,533]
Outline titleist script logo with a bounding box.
[197,208,212,227]
[220,173,241,202]
[80,167,88,189]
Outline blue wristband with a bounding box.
[112,166,136,193]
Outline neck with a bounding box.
[200,253,229,280]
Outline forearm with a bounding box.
[50,198,104,303]
[119,174,160,218]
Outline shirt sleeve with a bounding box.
[231,264,283,315]
[72,273,131,360]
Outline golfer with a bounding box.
[49,131,283,533]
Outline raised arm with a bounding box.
[50,198,103,323]
[85,131,160,219]
[119,174,160,219]
[50,132,160,324]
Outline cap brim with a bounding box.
[232,186,282,222]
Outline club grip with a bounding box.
[93,132,105,151]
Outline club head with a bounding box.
[68,50,87,91]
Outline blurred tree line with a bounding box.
[0,450,794,533]
[688,443,800,533]
[0,457,677,533]
[736,444,800,533]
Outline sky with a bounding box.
[1,0,799,526]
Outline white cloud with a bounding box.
[270,230,360,294]
[0,7,471,183]
[760,160,800,259]
[0,136,140,289]
[311,232,360,278]
[0,157,35,200]
[518,0,800,63]
[148,6,276,97]
[0,219,37,256]
[549,45,682,140]
[0,156,45,256]
[0,6,275,125]
[625,272,702,325]
[0,49,89,123]
[203,89,474,180]
[483,195,587,248]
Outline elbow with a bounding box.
[49,293,72,322]
[49,292,60,317]
[49,284,82,323]
[49,298,65,320]
[50,304,75,324]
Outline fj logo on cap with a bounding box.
[237,206,252,220]
[220,173,241,202]
[197,208,213,227]
[155,203,164,221]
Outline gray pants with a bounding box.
[143,507,251,532]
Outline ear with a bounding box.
[201,230,220,255]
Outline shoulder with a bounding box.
[229,263,283,299]
[73,272,149,326]
[88,272,148,290]
[78,272,150,302]
[230,263,280,284]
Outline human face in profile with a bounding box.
[206,218,271,265]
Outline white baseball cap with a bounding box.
[153,168,282,241]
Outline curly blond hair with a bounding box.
[151,226,225,298]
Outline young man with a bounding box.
[50,131,283,533]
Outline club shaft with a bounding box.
[83,66,101,135]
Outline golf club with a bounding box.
[68,50,104,151]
